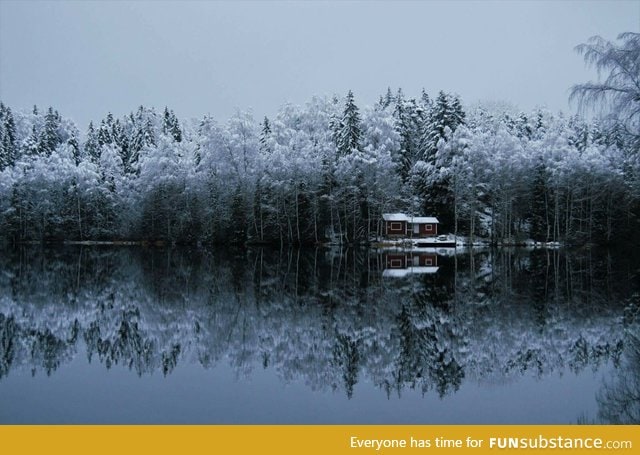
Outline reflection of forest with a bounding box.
[0,246,638,422]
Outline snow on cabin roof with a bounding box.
[382,213,409,221]
[410,216,439,224]
[382,213,439,223]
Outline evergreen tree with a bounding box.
[590,120,607,147]
[420,88,432,111]
[127,107,157,172]
[22,125,40,156]
[336,90,362,157]
[259,116,272,154]
[163,107,172,135]
[0,104,5,169]
[378,87,394,110]
[515,113,533,139]
[0,104,17,170]
[162,107,182,142]
[332,333,360,399]
[84,122,100,162]
[568,116,589,152]
[135,116,157,169]
[112,118,131,170]
[67,130,81,165]
[38,107,61,155]
[420,91,465,163]
[97,113,114,147]
[393,90,423,182]
[170,113,182,142]
[415,93,466,228]
[533,110,547,139]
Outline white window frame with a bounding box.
[425,224,433,231]
[390,222,403,231]
[389,259,403,268]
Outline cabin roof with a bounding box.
[410,216,439,224]
[382,213,439,224]
[382,213,409,221]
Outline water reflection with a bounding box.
[0,246,637,423]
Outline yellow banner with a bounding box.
[0,425,637,455]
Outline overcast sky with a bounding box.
[0,0,638,129]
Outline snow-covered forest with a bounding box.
[1,34,638,247]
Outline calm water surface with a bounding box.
[0,246,638,423]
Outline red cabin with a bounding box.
[382,213,439,238]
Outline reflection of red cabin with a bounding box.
[411,253,438,267]
[383,251,439,277]
[382,213,439,238]
[386,253,409,269]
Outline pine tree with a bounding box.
[332,333,360,399]
[163,107,182,142]
[22,125,40,156]
[123,107,157,173]
[97,114,114,147]
[420,91,465,163]
[129,116,155,173]
[259,116,272,154]
[378,87,394,110]
[112,118,131,170]
[391,90,426,183]
[0,104,5,169]
[169,111,182,142]
[38,107,61,155]
[0,104,17,170]
[163,107,171,135]
[336,90,362,157]
[533,110,547,139]
[415,92,467,229]
[420,88,432,111]
[568,116,589,152]
[84,122,100,162]
[515,113,533,139]
[393,90,417,181]
[68,130,81,165]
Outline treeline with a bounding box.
[0,89,638,246]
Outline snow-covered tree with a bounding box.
[336,90,362,157]
[571,32,640,148]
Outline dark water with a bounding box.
[0,246,638,424]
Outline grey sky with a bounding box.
[0,0,638,129]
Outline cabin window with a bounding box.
[389,259,403,268]
[425,258,433,266]
[390,222,402,231]
[425,224,433,231]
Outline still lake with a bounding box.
[0,246,638,424]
